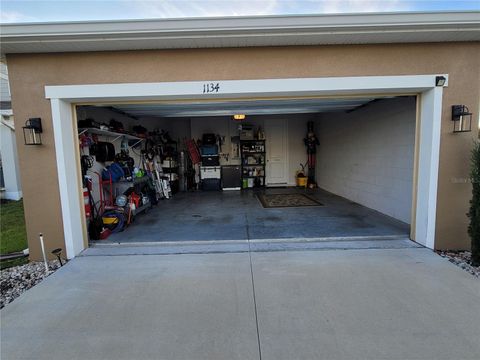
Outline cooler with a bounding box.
[200,166,221,179]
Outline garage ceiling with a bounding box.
[104,97,381,118]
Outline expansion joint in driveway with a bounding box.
[245,213,263,360]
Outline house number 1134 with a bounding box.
[203,83,220,93]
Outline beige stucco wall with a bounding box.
[6,42,480,260]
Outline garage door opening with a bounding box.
[75,95,415,244]
[47,75,444,257]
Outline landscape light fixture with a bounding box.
[51,248,64,266]
[23,118,43,145]
[435,76,447,87]
[451,105,472,133]
[233,114,246,121]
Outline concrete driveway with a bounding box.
[1,247,480,360]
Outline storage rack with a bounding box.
[79,127,151,220]
[78,128,144,148]
[114,176,152,217]
[240,139,266,189]
[162,141,179,194]
[200,143,221,191]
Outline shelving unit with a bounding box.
[111,175,153,223]
[162,142,179,194]
[114,175,151,197]
[78,128,144,147]
[79,127,153,231]
[240,139,266,189]
[131,202,150,217]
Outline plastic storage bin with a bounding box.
[201,178,221,191]
[200,145,219,156]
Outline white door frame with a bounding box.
[45,75,446,258]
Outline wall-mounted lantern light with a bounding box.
[451,105,472,133]
[23,118,43,145]
[435,76,447,87]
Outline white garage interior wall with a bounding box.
[315,97,416,224]
[190,116,237,164]
[140,116,191,143]
[190,114,313,185]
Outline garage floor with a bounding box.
[101,188,410,244]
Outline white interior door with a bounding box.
[265,118,288,185]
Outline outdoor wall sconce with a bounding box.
[23,117,43,145]
[435,76,447,87]
[451,105,472,133]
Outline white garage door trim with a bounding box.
[45,75,446,258]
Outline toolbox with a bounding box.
[200,145,219,156]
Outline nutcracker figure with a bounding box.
[304,121,319,185]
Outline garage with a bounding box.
[41,73,447,259]
[75,95,415,244]
[3,12,478,260]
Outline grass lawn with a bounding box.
[1,199,28,255]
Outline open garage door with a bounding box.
[74,95,415,245]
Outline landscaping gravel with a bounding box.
[437,251,480,278]
[0,260,63,309]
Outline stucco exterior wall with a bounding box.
[6,42,480,259]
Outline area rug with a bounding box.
[257,193,324,208]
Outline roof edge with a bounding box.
[1,10,479,27]
[2,11,479,35]
[1,11,479,55]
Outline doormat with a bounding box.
[257,193,324,208]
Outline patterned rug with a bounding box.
[257,193,324,208]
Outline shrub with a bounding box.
[468,141,480,266]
